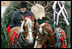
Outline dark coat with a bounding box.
[10,9,36,29]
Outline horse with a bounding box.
[7,15,35,48]
[34,22,67,48]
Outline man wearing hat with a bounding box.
[10,2,36,29]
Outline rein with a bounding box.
[35,26,56,41]
[35,29,48,41]
[18,33,29,46]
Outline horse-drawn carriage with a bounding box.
[6,1,69,48]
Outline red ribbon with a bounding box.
[29,16,31,18]
[26,14,31,18]
[61,36,65,48]
[6,25,11,33]
[26,14,29,18]
[44,43,46,48]
[61,31,66,48]
[11,31,18,46]
[46,21,49,23]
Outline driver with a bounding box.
[10,2,36,29]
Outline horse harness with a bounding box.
[18,33,34,48]
[8,23,35,48]
[35,26,62,48]
[46,27,62,48]
[18,23,35,48]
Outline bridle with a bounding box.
[35,26,56,47]
[35,29,48,41]
[24,23,35,37]
[18,22,35,48]
[22,23,35,43]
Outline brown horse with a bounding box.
[34,22,67,48]
[7,15,35,48]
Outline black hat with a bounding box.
[20,2,27,8]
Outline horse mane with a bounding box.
[20,18,33,32]
[25,18,33,25]
[39,23,51,33]
[20,21,24,32]
[39,23,45,33]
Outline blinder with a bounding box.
[36,29,48,41]
[23,25,26,30]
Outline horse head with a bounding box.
[34,22,54,48]
[21,15,35,44]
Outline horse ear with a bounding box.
[36,22,39,28]
[21,15,26,22]
[31,15,35,22]
[42,23,47,28]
